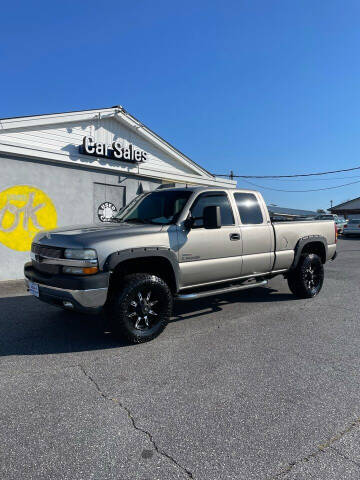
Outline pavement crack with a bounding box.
[330,445,360,469]
[269,417,360,478]
[79,365,194,479]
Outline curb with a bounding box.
[0,280,28,298]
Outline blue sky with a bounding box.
[2,0,360,210]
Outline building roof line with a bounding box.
[330,196,360,210]
[113,106,215,179]
[0,106,116,122]
[267,206,317,215]
[0,105,234,184]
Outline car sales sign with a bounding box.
[80,136,147,163]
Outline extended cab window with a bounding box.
[191,192,234,227]
[234,193,263,225]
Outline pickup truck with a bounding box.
[24,187,337,343]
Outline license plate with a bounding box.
[28,281,39,298]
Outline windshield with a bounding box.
[114,190,192,225]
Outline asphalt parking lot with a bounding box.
[1,237,360,479]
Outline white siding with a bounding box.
[0,117,200,178]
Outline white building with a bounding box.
[0,106,235,280]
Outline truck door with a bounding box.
[233,192,273,276]
[178,191,243,288]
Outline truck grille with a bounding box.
[31,243,63,258]
[31,243,63,275]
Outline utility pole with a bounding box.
[330,200,333,209]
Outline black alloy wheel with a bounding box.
[127,290,160,330]
[287,253,324,299]
[107,273,173,343]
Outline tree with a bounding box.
[316,209,326,214]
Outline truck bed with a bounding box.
[272,220,337,270]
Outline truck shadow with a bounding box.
[171,287,294,322]
[0,296,125,357]
[0,287,294,356]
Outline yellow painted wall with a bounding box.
[0,185,57,252]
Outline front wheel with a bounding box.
[287,253,324,299]
[107,273,173,343]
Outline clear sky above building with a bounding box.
[2,0,360,210]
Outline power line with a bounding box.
[241,178,360,192]
[248,174,360,182]
[215,164,360,178]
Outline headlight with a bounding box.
[64,248,97,260]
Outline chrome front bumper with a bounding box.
[24,278,108,310]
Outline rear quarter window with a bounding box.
[234,193,264,225]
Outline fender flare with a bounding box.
[103,246,181,291]
[290,235,328,270]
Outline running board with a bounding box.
[175,279,268,301]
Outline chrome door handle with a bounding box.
[229,233,240,241]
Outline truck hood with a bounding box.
[33,222,164,249]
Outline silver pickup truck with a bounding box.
[24,187,337,343]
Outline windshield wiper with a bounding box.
[112,217,166,225]
[110,218,146,224]
[122,218,154,224]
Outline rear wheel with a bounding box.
[107,273,173,343]
[287,253,324,299]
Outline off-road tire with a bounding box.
[287,253,324,299]
[107,273,173,343]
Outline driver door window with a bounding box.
[190,193,235,227]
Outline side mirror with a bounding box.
[184,215,194,230]
[203,205,221,229]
